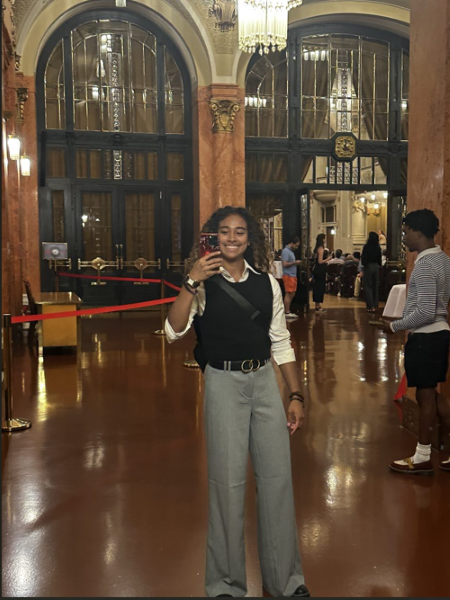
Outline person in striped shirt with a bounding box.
[376,209,450,474]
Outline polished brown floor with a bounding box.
[2,297,450,597]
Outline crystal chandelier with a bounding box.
[238,0,303,55]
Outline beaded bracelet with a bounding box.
[183,282,198,296]
[289,391,305,403]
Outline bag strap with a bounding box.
[209,275,262,323]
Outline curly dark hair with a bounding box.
[186,206,271,273]
[403,209,440,238]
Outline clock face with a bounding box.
[334,135,356,160]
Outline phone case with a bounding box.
[199,233,220,258]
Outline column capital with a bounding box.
[210,98,241,133]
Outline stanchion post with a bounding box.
[153,279,166,336]
[2,314,32,433]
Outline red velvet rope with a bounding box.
[12,297,176,324]
[57,272,162,283]
[163,280,182,292]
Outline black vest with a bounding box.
[194,271,273,363]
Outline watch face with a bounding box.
[186,276,200,288]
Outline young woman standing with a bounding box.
[165,206,310,598]
[361,232,382,313]
[312,234,331,313]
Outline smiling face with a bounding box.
[217,214,249,263]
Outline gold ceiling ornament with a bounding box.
[210,99,241,133]
[210,0,237,32]
[238,0,303,55]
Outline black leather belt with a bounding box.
[208,359,271,373]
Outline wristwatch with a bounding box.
[184,274,201,289]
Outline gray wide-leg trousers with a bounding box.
[204,362,305,598]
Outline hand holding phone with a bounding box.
[199,233,220,258]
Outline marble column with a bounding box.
[16,73,41,298]
[350,196,366,252]
[192,84,245,233]
[338,191,353,253]
[405,0,450,404]
[2,51,23,319]
[2,26,41,317]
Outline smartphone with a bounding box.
[199,233,220,258]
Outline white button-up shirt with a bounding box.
[164,260,296,365]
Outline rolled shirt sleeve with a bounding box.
[268,274,296,365]
[164,289,201,342]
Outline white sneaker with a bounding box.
[285,312,299,320]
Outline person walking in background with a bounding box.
[374,209,450,474]
[312,234,331,313]
[281,236,301,320]
[378,230,387,252]
[361,232,382,313]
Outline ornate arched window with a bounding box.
[44,20,184,134]
[245,25,409,271]
[245,51,288,138]
[37,11,192,303]
[301,34,390,140]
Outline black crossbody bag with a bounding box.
[193,275,266,372]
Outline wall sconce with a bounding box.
[20,155,31,176]
[367,203,380,216]
[7,134,21,160]
[330,228,336,236]
[115,0,126,6]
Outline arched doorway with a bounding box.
[37,9,193,305]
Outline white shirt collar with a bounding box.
[220,260,261,282]
[415,245,441,263]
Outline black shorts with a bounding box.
[404,330,450,388]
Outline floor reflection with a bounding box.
[3,301,449,598]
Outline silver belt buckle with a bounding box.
[241,359,261,373]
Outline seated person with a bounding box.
[343,251,361,266]
[328,249,345,265]
[353,257,364,299]
[337,252,361,296]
